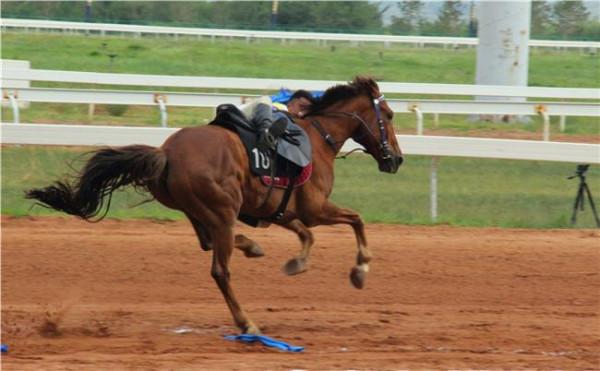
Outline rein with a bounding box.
[307,94,392,160]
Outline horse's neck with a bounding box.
[318,112,360,148]
[296,115,353,158]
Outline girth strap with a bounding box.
[266,176,296,221]
[257,150,297,222]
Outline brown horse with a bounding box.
[26,76,403,334]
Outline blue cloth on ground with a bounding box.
[1,344,8,353]
[224,334,304,352]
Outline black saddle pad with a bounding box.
[209,104,312,179]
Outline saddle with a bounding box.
[210,104,312,177]
[209,104,313,226]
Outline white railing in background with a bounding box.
[2,18,599,50]
[3,123,598,164]
[6,87,598,116]
[3,86,598,140]
[2,66,598,139]
[4,67,598,99]
[3,123,599,222]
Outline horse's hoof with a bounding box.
[283,257,307,275]
[350,264,368,289]
[243,321,261,335]
[244,243,265,258]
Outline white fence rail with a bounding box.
[4,87,598,117]
[2,63,597,140]
[3,87,247,107]
[2,18,599,50]
[4,67,599,99]
[3,123,599,164]
[2,84,598,139]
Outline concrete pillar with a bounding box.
[475,1,531,122]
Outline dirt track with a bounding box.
[1,216,599,370]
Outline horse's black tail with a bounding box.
[25,145,167,221]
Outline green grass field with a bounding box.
[3,146,599,228]
[3,32,598,86]
[1,32,599,228]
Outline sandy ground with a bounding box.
[1,216,599,370]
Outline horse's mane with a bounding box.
[306,76,379,115]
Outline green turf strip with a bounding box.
[3,145,599,228]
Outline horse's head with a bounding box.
[308,76,403,173]
[349,77,403,173]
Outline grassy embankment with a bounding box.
[3,146,599,228]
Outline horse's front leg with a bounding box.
[280,219,314,275]
[314,201,371,289]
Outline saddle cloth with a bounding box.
[210,104,313,182]
[261,163,313,189]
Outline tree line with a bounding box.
[3,1,599,40]
[390,0,598,40]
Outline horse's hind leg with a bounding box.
[188,216,263,257]
[281,219,314,275]
[188,215,213,251]
[313,201,371,289]
[211,225,260,334]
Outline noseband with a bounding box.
[309,94,393,160]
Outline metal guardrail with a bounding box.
[2,18,599,49]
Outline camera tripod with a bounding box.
[568,164,600,228]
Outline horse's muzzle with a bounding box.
[379,155,403,173]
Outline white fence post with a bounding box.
[560,115,567,132]
[411,105,424,135]
[154,94,168,127]
[430,157,439,223]
[536,104,551,141]
[6,93,20,124]
[1,59,30,110]
[433,113,440,128]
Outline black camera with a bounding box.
[569,164,590,180]
[576,164,589,175]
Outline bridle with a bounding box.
[308,94,393,160]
